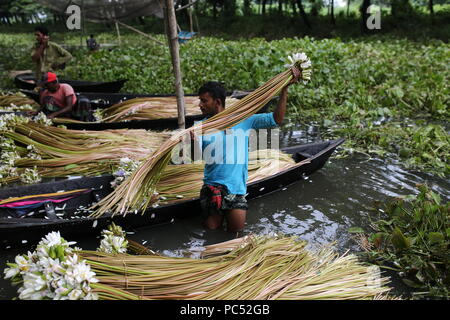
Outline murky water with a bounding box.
[0,123,449,299]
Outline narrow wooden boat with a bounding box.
[20,90,274,131]
[0,139,345,245]
[21,90,252,109]
[15,73,127,93]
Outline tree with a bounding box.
[296,0,312,29]
[243,0,252,16]
[360,0,371,32]
[330,0,335,25]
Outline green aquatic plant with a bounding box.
[353,184,450,299]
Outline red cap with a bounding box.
[41,72,58,84]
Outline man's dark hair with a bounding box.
[198,81,226,108]
[34,26,49,36]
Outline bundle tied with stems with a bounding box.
[90,53,312,218]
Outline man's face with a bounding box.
[45,81,59,92]
[199,92,221,117]
[35,31,47,44]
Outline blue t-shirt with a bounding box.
[199,113,277,194]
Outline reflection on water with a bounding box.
[0,122,449,299]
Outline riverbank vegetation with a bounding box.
[353,184,449,299]
[1,33,448,177]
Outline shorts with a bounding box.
[200,184,248,219]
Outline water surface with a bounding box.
[1,124,448,299]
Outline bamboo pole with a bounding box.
[115,21,121,46]
[163,0,186,129]
[115,20,165,46]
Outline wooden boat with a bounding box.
[0,139,345,245]
[15,73,127,93]
[20,90,274,131]
[21,90,257,109]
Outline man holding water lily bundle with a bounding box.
[193,68,301,234]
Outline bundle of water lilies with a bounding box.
[4,226,395,300]
[0,92,39,111]
[91,52,313,217]
[52,96,239,124]
[0,113,171,186]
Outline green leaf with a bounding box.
[391,227,411,250]
[402,278,424,289]
[347,227,365,233]
[427,232,445,244]
[64,164,78,170]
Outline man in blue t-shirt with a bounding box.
[194,70,300,233]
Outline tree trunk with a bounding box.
[262,0,267,16]
[212,0,217,19]
[292,0,297,15]
[296,0,311,29]
[243,0,252,15]
[360,0,371,33]
[428,0,434,14]
[347,0,351,17]
[330,0,335,25]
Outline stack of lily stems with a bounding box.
[0,92,39,110]
[53,96,239,123]
[91,63,302,218]
[80,235,393,300]
[0,122,171,184]
[100,96,239,122]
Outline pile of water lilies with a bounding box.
[0,113,171,186]
[0,92,39,111]
[88,96,239,123]
[4,227,395,300]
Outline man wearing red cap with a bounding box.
[29,72,92,121]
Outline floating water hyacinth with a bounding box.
[98,223,128,254]
[3,231,99,300]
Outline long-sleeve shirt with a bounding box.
[31,41,72,80]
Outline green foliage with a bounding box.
[360,184,450,299]
[0,33,448,176]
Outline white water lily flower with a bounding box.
[66,255,98,284]
[68,289,83,300]
[4,266,20,279]
[15,255,31,272]
[39,257,64,275]
[84,292,99,300]
[18,287,45,300]
[283,52,312,83]
[22,272,47,291]
[39,231,63,247]
[4,232,99,300]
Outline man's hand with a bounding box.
[288,67,302,85]
[190,130,198,141]
[26,110,39,116]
